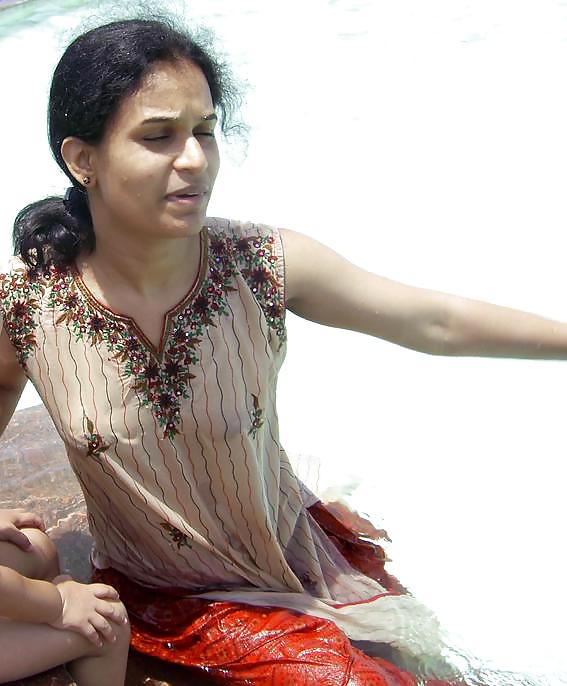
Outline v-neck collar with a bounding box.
[71,229,209,359]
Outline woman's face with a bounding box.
[90,59,220,241]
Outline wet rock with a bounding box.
[3,668,75,686]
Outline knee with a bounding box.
[114,610,131,648]
[0,527,60,579]
[98,608,131,657]
[20,527,60,580]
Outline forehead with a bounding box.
[113,59,214,127]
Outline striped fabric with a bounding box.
[0,219,446,664]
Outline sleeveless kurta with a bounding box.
[0,219,444,663]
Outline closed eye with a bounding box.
[143,135,170,141]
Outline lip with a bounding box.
[166,186,209,199]
[166,193,207,205]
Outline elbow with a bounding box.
[420,323,457,356]
[418,296,462,357]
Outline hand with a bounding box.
[0,508,46,550]
[49,578,128,646]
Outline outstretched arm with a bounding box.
[281,228,567,358]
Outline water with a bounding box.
[1,1,567,683]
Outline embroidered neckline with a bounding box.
[1,222,287,439]
[71,230,209,360]
[46,228,239,439]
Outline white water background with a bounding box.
[1,0,566,682]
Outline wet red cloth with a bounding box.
[94,503,456,685]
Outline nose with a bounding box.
[173,136,208,173]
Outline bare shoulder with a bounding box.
[280,227,331,260]
[279,228,357,306]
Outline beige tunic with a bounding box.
[0,219,443,659]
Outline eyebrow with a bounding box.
[141,112,218,124]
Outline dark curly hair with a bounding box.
[13,17,242,274]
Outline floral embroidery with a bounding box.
[160,522,192,549]
[84,417,110,457]
[230,229,286,346]
[248,394,264,438]
[44,237,240,439]
[0,268,46,365]
[0,225,285,437]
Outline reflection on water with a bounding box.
[1,1,567,684]
[0,0,84,36]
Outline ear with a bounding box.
[60,137,97,187]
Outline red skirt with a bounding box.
[94,502,460,686]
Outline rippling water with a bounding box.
[1,1,567,684]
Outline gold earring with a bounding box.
[82,176,91,186]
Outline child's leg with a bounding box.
[0,527,59,579]
[0,616,130,686]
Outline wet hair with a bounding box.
[13,17,242,275]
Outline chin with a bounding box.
[154,211,201,234]
[170,218,206,238]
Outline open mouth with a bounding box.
[167,191,206,203]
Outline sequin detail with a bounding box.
[230,231,286,346]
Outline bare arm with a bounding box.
[281,228,567,358]
[0,329,27,433]
[0,565,127,645]
[0,564,62,623]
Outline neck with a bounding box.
[80,227,203,298]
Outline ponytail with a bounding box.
[13,188,95,275]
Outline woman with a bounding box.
[1,16,565,686]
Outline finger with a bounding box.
[92,584,119,600]
[0,526,31,550]
[96,600,128,624]
[90,614,114,640]
[15,512,46,531]
[83,623,104,647]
